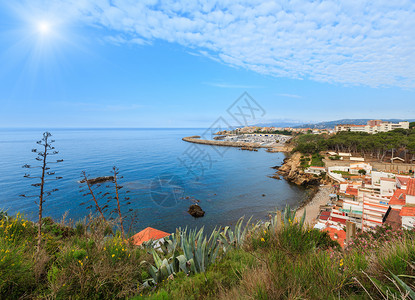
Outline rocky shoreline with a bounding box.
[275,152,323,186]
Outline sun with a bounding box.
[37,21,51,35]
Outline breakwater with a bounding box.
[182,136,292,152]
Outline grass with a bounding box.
[0,210,414,299]
[332,170,354,177]
[310,153,325,167]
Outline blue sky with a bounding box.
[0,0,414,128]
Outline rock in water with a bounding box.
[188,204,205,218]
[79,176,114,185]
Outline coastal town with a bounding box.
[185,119,415,247]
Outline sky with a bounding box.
[0,0,414,128]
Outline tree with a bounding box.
[112,167,125,239]
[358,169,367,175]
[20,132,63,250]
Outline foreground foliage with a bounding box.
[1,208,414,299]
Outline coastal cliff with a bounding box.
[276,152,322,186]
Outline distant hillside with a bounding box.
[295,119,415,129]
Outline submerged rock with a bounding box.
[188,204,205,218]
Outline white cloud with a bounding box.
[22,0,415,88]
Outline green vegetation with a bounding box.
[293,128,415,161]
[310,153,325,167]
[1,208,414,299]
[332,170,354,177]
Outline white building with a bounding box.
[305,166,326,175]
[335,120,409,134]
[400,179,415,229]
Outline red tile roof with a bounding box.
[346,187,359,197]
[323,227,346,247]
[407,178,415,196]
[131,227,170,246]
[396,176,410,186]
[331,216,347,224]
[389,189,406,206]
[400,206,415,217]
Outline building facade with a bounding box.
[335,120,410,134]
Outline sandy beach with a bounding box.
[296,185,334,226]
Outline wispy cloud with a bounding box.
[21,0,415,88]
[203,82,263,89]
[276,94,302,99]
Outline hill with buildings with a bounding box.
[295,119,415,129]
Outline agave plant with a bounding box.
[282,205,306,228]
[220,217,260,252]
[356,270,415,300]
[144,226,223,283]
[180,227,221,274]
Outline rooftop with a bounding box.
[389,189,406,206]
[323,227,346,247]
[407,178,415,196]
[396,176,411,186]
[380,177,396,183]
[384,209,402,230]
[400,206,415,217]
[346,187,359,197]
[131,227,170,246]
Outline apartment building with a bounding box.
[335,120,410,134]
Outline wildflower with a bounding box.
[260,238,265,242]
[339,259,344,267]
[263,230,267,234]
[112,254,115,258]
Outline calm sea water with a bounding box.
[0,128,307,233]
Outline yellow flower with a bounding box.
[260,238,265,242]
[112,254,115,258]
[339,259,344,267]
[263,230,267,234]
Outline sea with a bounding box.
[0,128,308,233]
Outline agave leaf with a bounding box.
[299,209,306,228]
[175,255,189,273]
[391,273,415,299]
[152,250,163,268]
